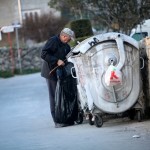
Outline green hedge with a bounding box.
[0,71,14,78]
[0,68,41,78]
[67,19,94,47]
[70,19,93,38]
[14,68,40,75]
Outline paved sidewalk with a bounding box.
[0,73,150,150]
[0,73,52,150]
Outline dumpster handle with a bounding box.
[140,57,144,69]
[115,34,126,70]
[112,86,119,108]
[71,67,77,78]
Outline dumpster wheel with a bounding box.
[94,114,103,127]
[89,113,94,125]
[128,109,136,120]
[137,110,143,122]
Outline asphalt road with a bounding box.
[0,73,150,150]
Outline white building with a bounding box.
[0,0,60,27]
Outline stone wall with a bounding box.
[0,42,45,72]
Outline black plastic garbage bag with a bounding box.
[55,75,78,124]
[56,62,76,80]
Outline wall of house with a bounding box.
[21,0,60,19]
[0,0,60,27]
[0,0,20,26]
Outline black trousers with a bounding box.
[46,79,57,123]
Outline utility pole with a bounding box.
[15,25,22,73]
[18,0,23,24]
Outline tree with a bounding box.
[48,0,86,19]
[48,0,150,35]
[21,12,69,43]
[87,0,150,34]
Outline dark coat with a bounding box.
[41,35,71,79]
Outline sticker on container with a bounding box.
[105,64,122,86]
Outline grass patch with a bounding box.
[0,71,14,78]
[0,68,41,78]
[15,68,40,75]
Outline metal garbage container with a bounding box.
[68,32,144,127]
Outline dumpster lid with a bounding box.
[72,32,139,54]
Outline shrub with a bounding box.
[14,68,40,75]
[70,19,93,38]
[0,71,14,78]
[68,19,94,47]
[21,12,69,43]
[0,68,40,78]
